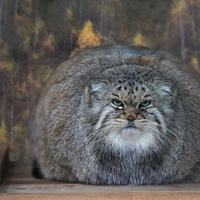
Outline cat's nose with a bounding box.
[126,115,136,121]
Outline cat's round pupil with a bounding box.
[111,99,124,108]
[139,101,151,108]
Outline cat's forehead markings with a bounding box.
[141,87,146,92]
[117,86,122,91]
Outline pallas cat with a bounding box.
[29,46,200,185]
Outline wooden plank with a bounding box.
[0,144,8,182]
[1,163,200,193]
[1,162,200,199]
[0,193,200,200]
[1,182,200,194]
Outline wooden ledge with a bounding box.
[1,162,200,199]
[1,193,200,200]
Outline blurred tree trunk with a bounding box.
[0,0,5,36]
[34,0,38,55]
[100,0,104,34]
[15,0,19,13]
[1,74,6,122]
[179,9,186,61]
[10,80,14,141]
[190,3,197,57]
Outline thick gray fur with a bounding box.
[29,46,200,185]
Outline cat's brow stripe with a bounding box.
[112,93,120,97]
[144,94,151,98]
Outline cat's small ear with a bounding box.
[153,80,176,104]
[85,79,110,104]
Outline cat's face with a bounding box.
[85,72,176,153]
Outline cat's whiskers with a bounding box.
[87,117,181,153]
[146,121,181,147]
[88,118,153,152]
[150,121,181,142]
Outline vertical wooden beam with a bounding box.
[0,144,9,182]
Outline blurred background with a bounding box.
[0,0,200,161]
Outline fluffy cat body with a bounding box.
[29,46,200,185]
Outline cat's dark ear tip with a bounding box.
[32,159,44,179]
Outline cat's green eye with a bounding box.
[139,101,151,108]
[111,99,124,109]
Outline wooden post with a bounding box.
[0,143,9,182]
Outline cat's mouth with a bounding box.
[125,121,137,129]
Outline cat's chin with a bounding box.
[124,124,137,129]
[104,127,157,152]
